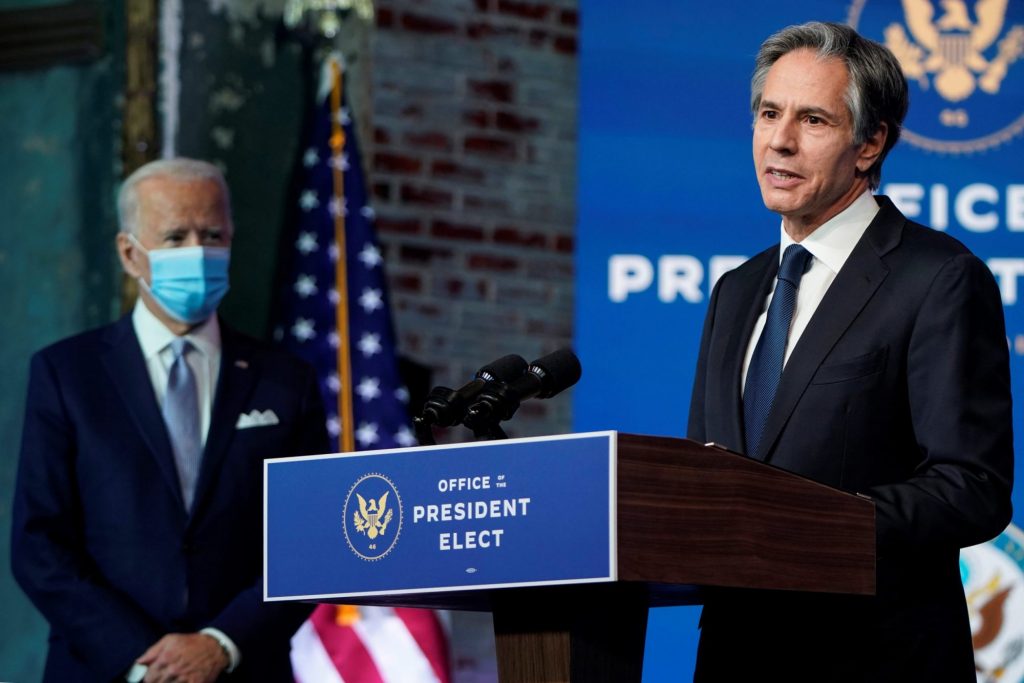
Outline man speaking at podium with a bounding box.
[687,22,1013,681]
[12,159,328,682]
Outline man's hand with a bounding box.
[137,632,229,683]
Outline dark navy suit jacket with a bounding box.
[688,197,1013,681]
[12,315,329,682]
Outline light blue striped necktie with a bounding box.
[743,244,813,459]
[164,338,201,511]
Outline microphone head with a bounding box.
[528,348,582,399]
[477,354,527,383]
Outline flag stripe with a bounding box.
[291,619,346,683]
[395,608,451,683]
[353,607,440,683]
[311,604,386,683]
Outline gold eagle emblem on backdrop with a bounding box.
[353,491,393,540]
[885,0,1023,101]
[965,570,1021,678]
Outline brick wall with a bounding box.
[370,0,579,440]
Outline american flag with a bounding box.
[274,53,450,683]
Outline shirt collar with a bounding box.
[132,298,221,360]
[779,190,880,275]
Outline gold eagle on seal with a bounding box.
[353,491,393,540]
[884,0,1024,101]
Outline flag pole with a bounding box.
[329,57,356,453]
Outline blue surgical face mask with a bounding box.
[129,234,231,324]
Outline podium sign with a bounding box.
[265,431,617,601]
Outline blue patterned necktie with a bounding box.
[164,338,201,510]
[743,244,813,459]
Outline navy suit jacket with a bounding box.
[12,314,329,682]
[688,197,1013,681]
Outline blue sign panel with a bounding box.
[265,432,616,600]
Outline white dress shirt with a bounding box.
[126,300,240,676]
[741,190,880,392]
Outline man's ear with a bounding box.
[856,122,888,173]
[116,233,142,279]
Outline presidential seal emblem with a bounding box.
[342,473,403,561]
[961,523,1024,682]
[849,0,1024,153]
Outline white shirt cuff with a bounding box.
[200,627,241,673]
[126,663,147,682]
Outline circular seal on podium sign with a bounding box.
[342,472,403,561]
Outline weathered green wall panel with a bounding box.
[0,5,123,679]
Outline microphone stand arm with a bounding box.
[412,415,437,446]
[463,386,522,441]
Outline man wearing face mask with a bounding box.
[12,158,329,682]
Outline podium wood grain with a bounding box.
[616,434,875,596]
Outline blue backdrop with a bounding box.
[574,1,1024,679]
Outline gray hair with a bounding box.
[117,158,232,235]
[750,22,908,189]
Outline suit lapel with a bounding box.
[190,326,258,522]
[716,249,778,452]
[757,199,903,462]
[100,316,186,510]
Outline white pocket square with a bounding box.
[236,409,280,429]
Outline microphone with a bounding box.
[463,348,582,427]
[418,354,528,428]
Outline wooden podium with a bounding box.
[265,432,875,682]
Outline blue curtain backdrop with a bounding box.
[575,1,1024,679]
